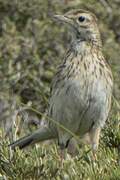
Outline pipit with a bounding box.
[9,9,113,157]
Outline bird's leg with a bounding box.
[58,138,66,167]
[89,127,101,160]
[59,148,65,168]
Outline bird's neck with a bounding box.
[70,36,102,54]
[89,32,102,49]
[71,30,102,52]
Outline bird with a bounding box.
[9,9,113,158]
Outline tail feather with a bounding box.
[9,126,56,149]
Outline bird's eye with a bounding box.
[78,16,85,22]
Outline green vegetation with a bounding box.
[0,0,120,179]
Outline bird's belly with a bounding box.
[50,79,88,132]
[49,78,110,135]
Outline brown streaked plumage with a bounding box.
[9,9,113,158]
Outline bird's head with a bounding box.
[54,9,101,46]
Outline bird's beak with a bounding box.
[53,14,72,25]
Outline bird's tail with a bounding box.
[9,126,56,149]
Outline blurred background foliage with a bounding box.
[0,0,119,135]
[0,0,120,179]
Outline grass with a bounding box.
[0,140,119,179]
[0,99,120,180]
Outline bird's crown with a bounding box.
[54,9,98,29]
